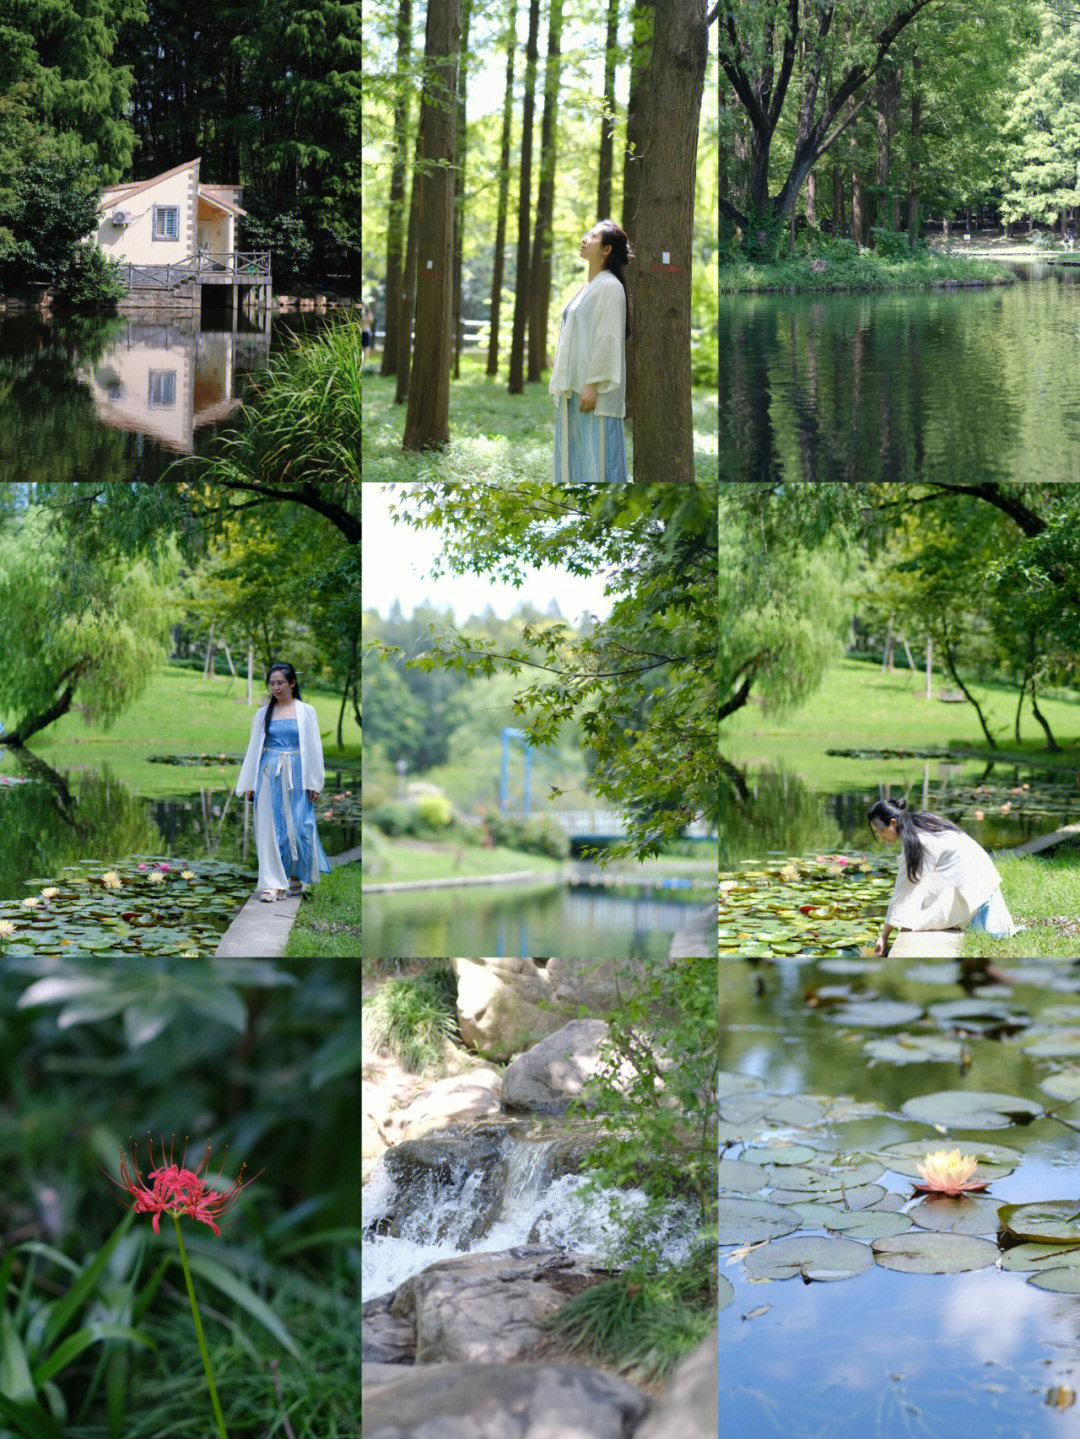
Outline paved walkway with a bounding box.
[889,930,962,959]
[214,845,360,958]
[668,904,716,958]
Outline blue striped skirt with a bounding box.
[553,394,627,483]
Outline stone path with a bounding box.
[214,844,360,958]
[668,904,716,958]
[889,930,962,959]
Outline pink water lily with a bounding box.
[913,1149,990,1196]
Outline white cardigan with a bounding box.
[235,701,325,797]
[548,269,626,418]
[886,827,1001,930]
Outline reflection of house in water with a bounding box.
[79,320,271,453]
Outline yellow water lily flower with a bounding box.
[913,1149,989,1196]
[21,897,39,908]
[0,920,15,937]
[147,871,165,884]
[102,871,122,889]
[181,871,195,880]
[40,887,59,900]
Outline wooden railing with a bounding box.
[120,252,272,290]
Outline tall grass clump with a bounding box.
[193,318,360,483]
[363,963,459,1071]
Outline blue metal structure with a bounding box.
[500,728,532,812]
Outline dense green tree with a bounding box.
[383,481,719,860]
[0,156,124,303]
[1001,3,1080,231]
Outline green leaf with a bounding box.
[998,1201,1080,1244]
[871,1232,998,1273]
[899,1089,1043,1130]
[744,1235,873,1283]
[40,1214,133,1354]
[32,1323,154,1388]
[182,1253,301,1358]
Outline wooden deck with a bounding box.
[120,251,271,293]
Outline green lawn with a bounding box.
[959,850,1080,960]
[362,351,719,482]
[362,838,567,886]
[285,859,361,957]
[722,656,1080,791]
[2,663,361,799]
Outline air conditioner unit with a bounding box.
[111,210,132,226]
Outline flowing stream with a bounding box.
[362,1131,697,1301]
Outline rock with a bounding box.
[396,1068,504,1142]
[454,957,648,1058]
[809,258,829,274]
[361,1291,416,1365]
[387,1246,613,1365]
[380,1131,508,1244]
[502,1019,613,1114]
[632,1331,717,1439]
[362,1360,650,1439]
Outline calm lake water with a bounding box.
[0,308,326,482]
[720,261,1080,481]
[0,756,359,904]
[721,955,1080,1438]
[362,881,714,959]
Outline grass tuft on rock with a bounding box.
[363,962,459,1072]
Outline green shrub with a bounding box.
[871,225,916,260]
[53,243,128,310]
[370,800,415,837]
[363,963,459,1071]
[482,810,569,859]
[415,793,453,829]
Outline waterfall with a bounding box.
[362,1133,697,1302]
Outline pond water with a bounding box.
[720,949,1080,1436]
[0,758,360,905]
[361,882,714,959]
[0,308,326,481]
[720,261,1080,481]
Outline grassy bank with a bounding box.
[721,247,1014,295]
[722,656,1080,792]
[960,850,1080,960]
[2,662,361,798]
[285,859,361,957]
[362,351,719,483]
[362,836,566,886]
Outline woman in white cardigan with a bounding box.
[869,798,1018,955]
[548,219,632,483]
[235,662,331,901]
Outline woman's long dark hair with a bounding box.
[596,218,632,337]
[868,797,963,884]
[264,662,302,740]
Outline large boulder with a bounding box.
[362,1360,650,1439]
[381,1131,508,1244]
[384,1246,616,1365]
[453,957,649,1058]
[395,1068,504,1142]
[632,1331,717,1439]
[502,1019,613,1114]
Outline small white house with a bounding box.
[94,158,246,265]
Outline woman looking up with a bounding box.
[548,219,632,483]
[868,797,1018,956]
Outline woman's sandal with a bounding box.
[287,879,305,896]
[260,889,278,903]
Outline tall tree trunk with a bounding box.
[832,164,845,236]
[1030,676,1061,751]
[940,628,997,749]
[849,96,865,247]
[629,0,708,482]
[394,123,423,405]
[806,170,817,230]
[486,0,516,376]
[452,0,473,380]
[381,0,412,376]
[403,0,461,449]
[875,65,898,237]
[528,0,563,381]
[621,0,654,243]
[907,45,921,239]
[1,664,84,748]
[508,0,540,395]
[597,0,619,218]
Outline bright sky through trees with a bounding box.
[361,484,617,622]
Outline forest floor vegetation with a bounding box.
[721,241,1013,294]
[362,352,719,482]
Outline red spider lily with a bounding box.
[113,1137,259,1235]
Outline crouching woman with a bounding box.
[869,798,1017,956]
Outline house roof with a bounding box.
[100,160,247,217]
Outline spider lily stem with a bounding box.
[173,1215,230,1439]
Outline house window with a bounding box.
[148,370,177,408]
[153,206,180,240]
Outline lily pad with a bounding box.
[743,1235,873,1283]
[999,1243,1080,1274]
[791,1202,912,1241]
[1028,1268,1080,1294]
[828,1000,925,1028]
[739,1145,822,1167]
[871,1232,998,1273]
[770,1183,886,1210]
[998,1201,1080,1243]
[717,1072,765,1100]
[717,1273,735,1313]
[909,1196,1001,1235]
[1041,1071,1080,1102]
[900,1090,1043,1130]
[715,1197,801,1246]
[716,1158,767,1195]
[864,1034,970,1066]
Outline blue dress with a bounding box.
[255,719,331,891]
